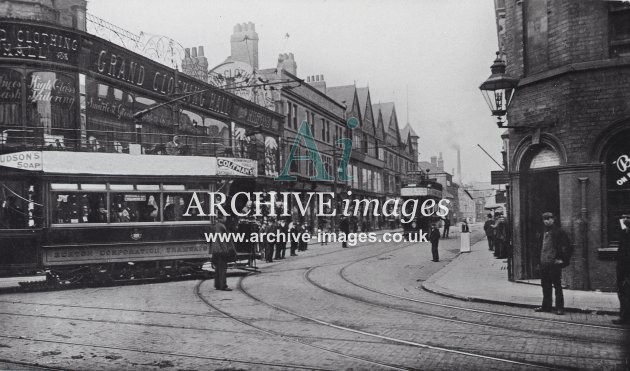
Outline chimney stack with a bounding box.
[277,53,297,75]
[230,22,259,70]
[181,45,209,82]
[307,74,326,93]
[457,146,462,183]
[437,152,444,171]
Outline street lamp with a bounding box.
[479,52,519,129]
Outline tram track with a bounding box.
[338,243,625,331]
[194,279,410,371]
[223,238,567,370]
[232,236,624,369]
[237,272,559,370]
[304,265,621,346]
[0,333,330,371]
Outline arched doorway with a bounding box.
[520,144,561,278]
[604,130,630,252]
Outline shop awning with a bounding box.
[0,151,257,177]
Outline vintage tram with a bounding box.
[0,19,284,283]
[0,151,261,283]
[400,178,444,240]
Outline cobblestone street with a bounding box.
[0,230,626,370]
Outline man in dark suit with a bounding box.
[484,213,495,251]
[340,216,350,248]
[209,216,234,291]
[430,223,441,262]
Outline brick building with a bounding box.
[497,0,630,290]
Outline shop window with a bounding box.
[605,130,630,253]
[85,77,134,153]
[0,69,24,149]
[610,2,630,57]
[27,71,77,150]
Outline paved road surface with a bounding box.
[0,230,626,370]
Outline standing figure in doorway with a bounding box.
[534,212,570,315]
[484,213,495,251]
[442,217,451,239]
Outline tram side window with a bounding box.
[53,193,107,224]
[110,193,160,223]
[163,193,209,221]
[1,182,38,229]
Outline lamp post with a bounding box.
[479,51,520,281]
[479,52,519,128]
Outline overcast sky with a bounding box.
[87,0,502,184]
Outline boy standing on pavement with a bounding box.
[535,212,570,315]
[430,223,441,262]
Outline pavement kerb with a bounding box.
[420,239,619,316]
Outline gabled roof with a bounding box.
[373,106,385,141]
[356,87,376,137]
[327,85,357,115]
[357,87,369,110]
[400,123,419,139]
[372,102,395,128]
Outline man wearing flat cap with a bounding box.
[613,214,630,325]
[535,212,571,315]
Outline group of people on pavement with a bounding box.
[258,217,310,262]
[483,212,509,259]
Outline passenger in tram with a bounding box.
[166,135,184,155]
[144,195,159,221]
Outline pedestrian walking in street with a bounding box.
[461,219,470,233]
[289,220,299,256]
[534,212,571,315]
[209,215,236,291]
[493,212,508,259]
[340,216,350,248]
[266,218,278,262]
[430,223,441,262]
[484,213,495,251]
[442,217,451,238]
[277,218,288,259]
[614,214,630,325]
[299,223,309,251]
